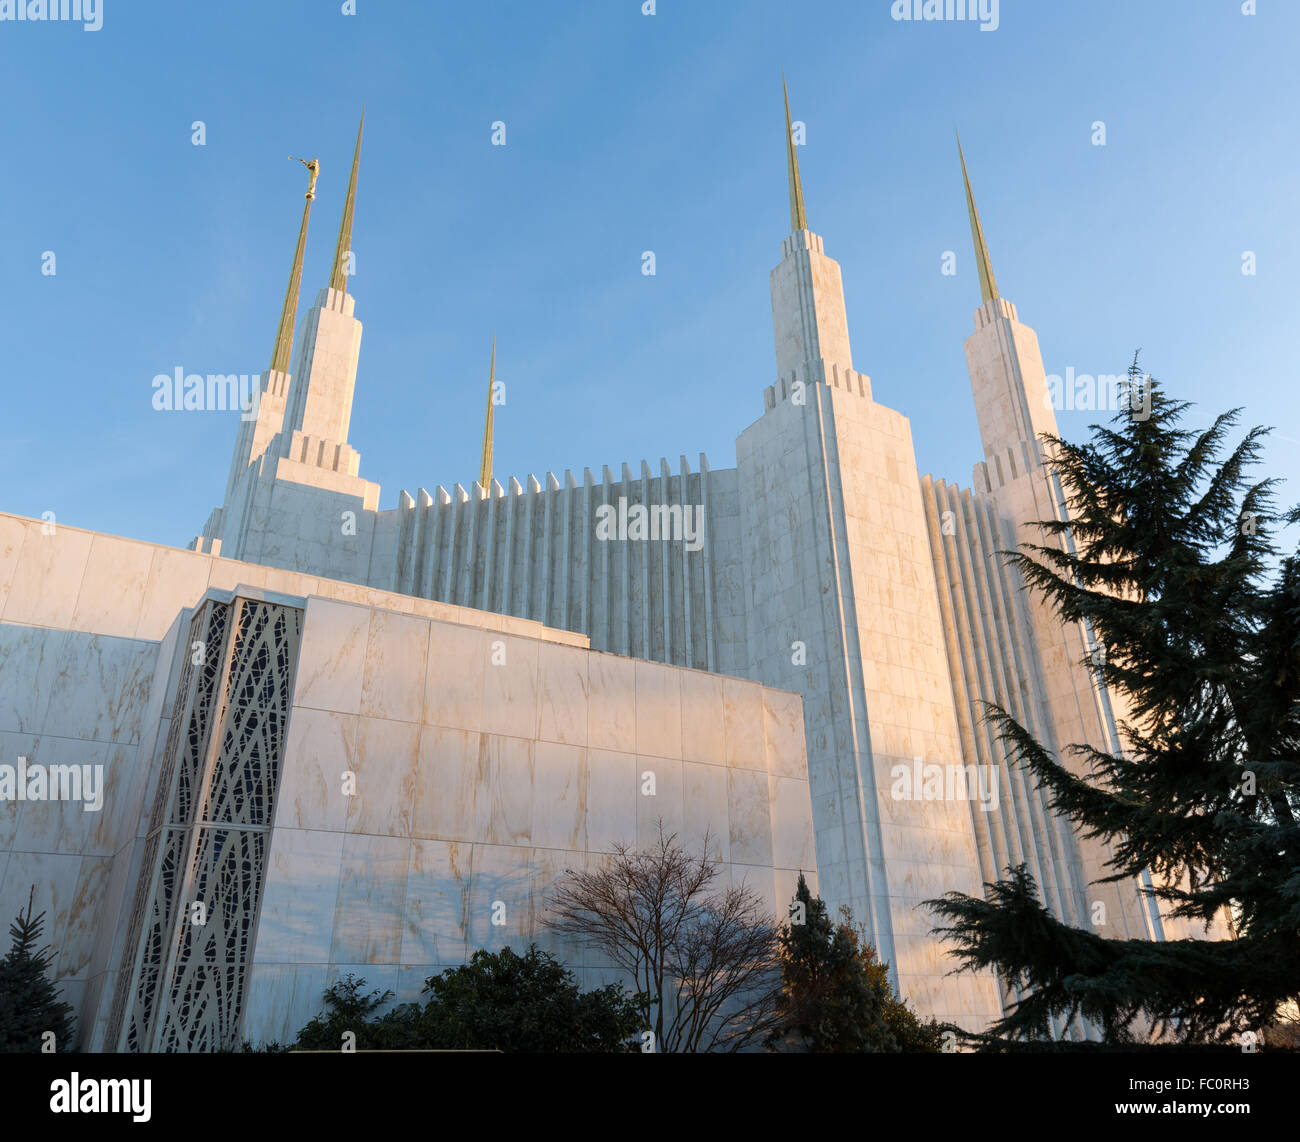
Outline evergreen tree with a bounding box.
[769,874,943,1052]
[292,973,410,1051]
[414,944,643,1053]
[928,364,1300,1046]
[868,950,947,1053]
[292,946,643,1052]
[0,888,75,1052]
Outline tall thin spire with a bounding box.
[329,107,364,293]
[783,72,808,233]
[478,334,495,490]
[957,131,999,305]
[271,156,320,374]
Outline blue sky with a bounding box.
[1,0,1296,548]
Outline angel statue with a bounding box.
[289,155,320,200]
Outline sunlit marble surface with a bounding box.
[241,596,815,1046]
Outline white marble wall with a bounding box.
[824,383,1001,1027]
[241,596,815,1047]
[231,469,380,581]
[920,472,1099,1025]
[280,288,362,447]
[965,297,1058,483]
[219,367,289,505]
[0,510,590,1047]
[769,230,854,388]
[736,358,1003,1031]
[0,510,586,648]
[0,629,156,1044]
[382,454,746,678]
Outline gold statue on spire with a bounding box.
[783,72,808,234]
[330,107,364,293]
[956,132,1000,305]
[290,156,320,199]
[478,335,496,492]
[270,155,320,374]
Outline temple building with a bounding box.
[0,90,1218,1051]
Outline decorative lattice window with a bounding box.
[109,597,302,1052]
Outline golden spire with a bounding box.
[329,107,364,293]
[478,334,495,490]
[270,156,319,374]
[957,131,999,304]
[783,72,808,233]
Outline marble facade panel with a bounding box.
[634,660,682,760]
[635,754,683,848]
[253,828,346,964]
[330,832,409,964]
[1,524,92,629]
[0,625,67,737]
[680,760,730,864]
[401,838,472,966]
[69,537,155,639]
[55,855,112,981]
[728,767,774,868]
[241,964,330,1047]
[479,635,539,740]
[769,774,816,873]
[587,652,636,752]
[584,747,637,854]
[474,733,533,847]
[275,707,356,833]
[536,642,589,746]
[42,632,156,747]
[465,842,536,954]
[0,513,28,617]
[359,610,429,724]
[423,621,487,733]
[723,677,765,770]
[410,725,480,842]
[0,850,84,975]
[134,547,213,639]
[762,687,806,779]
[531,740,586,852]
[347,715,420,837]
[679,667,726,765]
[292,598,371,715]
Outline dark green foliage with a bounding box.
[291,945,643,1053]
[769,874,943,1052]
[291,973,409,1051]
[414,944,644,1052]
[928,363,1300,1046]
[225,1039,291,1053]
[0,888,75,1053]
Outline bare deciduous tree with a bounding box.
[544,823,781,1053]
